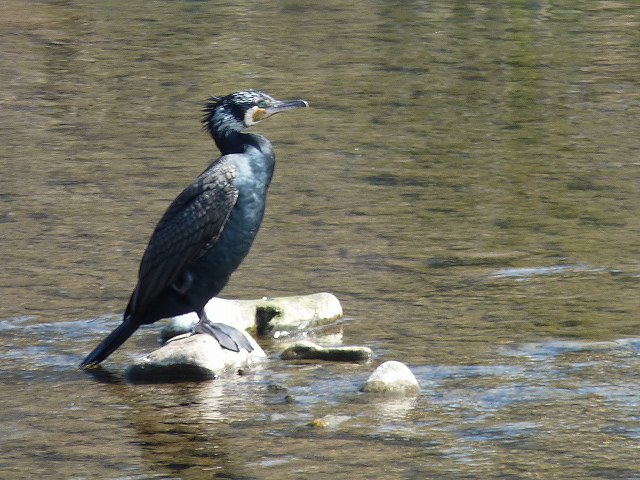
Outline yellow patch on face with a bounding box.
[252,107,267,123]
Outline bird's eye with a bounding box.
[256,100,267,109]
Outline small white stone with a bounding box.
[362,361,420,395]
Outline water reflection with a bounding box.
[1,0,639,478]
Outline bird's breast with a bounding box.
[199,160,272,274]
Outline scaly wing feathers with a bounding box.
[128,158,239,317]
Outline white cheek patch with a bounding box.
[244,106,260,126]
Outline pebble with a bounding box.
[362,361,420,395]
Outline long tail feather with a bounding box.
[80,318,140,368]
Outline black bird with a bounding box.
[80,90,308,367]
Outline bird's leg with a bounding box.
[194,308,212,330]
[192,308,219,340]
[193,309,254,353]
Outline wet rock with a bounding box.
[252,293,343,335]
[160,297,246,342]
[161,293,343,342]
[125,332,265,383]
[308,415,351,429]
[281,340,372,362]
[362,361,420,395]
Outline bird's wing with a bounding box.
[128,158,239,315]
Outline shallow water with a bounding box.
[1,1,640,478]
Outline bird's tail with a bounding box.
[80,317,140,368]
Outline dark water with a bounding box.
[1,1,639,478]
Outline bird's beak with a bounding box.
[265,99,309,116]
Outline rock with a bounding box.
[160,297,246,342]
[252,293,343,335]
[308,415,351,429]
[281,340,372,362]
[125,332,265,383]
[161,293,343,342]
[361,361,420,395]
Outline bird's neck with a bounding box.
[214,130,269,156]
[212,131,276,184]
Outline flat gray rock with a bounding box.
[281,340,372,362]
[362,361,420,395]
[125,332,265,382]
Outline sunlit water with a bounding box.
[1,1,639,479]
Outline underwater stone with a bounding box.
[281,340,372,362]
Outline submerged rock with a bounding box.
[308,415,352,429]
[125,332,265,383]
[362,361,420,395]
[161,293,343,342]
[281,340,372,362]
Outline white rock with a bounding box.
[362,361,420,395]
[253,292,343,333]
[125,332,265,382]
[161,293,343,342]
[160,297,246,342]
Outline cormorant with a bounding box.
[80,90,308,367]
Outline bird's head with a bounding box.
[203,90,308,138]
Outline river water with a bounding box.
[1,1,639,479]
